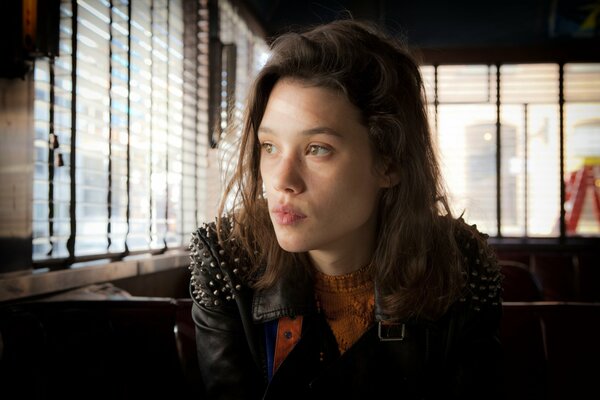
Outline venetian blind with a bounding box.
[32,0,206,264]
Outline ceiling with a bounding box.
[241,0,600,52]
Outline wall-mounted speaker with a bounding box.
[0,0,60,79]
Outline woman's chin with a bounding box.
[274,234,311,253]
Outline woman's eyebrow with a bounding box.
[301,127,343,137]
[257,126,273,136]
[258,126,342,138]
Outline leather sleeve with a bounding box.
[445,221,504,399]
[189,223,263,400]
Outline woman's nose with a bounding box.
[272,155,306,194]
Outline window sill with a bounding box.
[0,250,190,303]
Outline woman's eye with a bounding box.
[307,144,331,156]
[261,142,276,154]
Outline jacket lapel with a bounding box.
[252,263,317,322]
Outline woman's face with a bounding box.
[258,79,391,266]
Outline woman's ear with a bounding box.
[377,159,400,188]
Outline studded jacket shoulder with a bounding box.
[453,218,503,312]
[188,220,251,308]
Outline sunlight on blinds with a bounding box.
[500,64,559,237]
[32,0,191,262]
[32,1,74,260]
[109,0,130,253]
[435,65,498,235]
[76,0,111,256]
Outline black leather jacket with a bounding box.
[189,220,503,400]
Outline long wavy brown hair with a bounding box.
[217,19,466,320]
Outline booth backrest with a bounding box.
[0,299,203,399]
[500,302,600,400]
[1,299,599,399]
[499,260,544,302]
[494,247,600,302]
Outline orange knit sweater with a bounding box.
[314,267,375,354]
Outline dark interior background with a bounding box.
[240,0,600,63]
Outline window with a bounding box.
[32,0,206,265]
[31,0,267,268]
[424,63,600,238]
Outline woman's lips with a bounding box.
[271,205,307,225]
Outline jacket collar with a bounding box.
[252,263,316,322]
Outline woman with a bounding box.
[189,19,503,400]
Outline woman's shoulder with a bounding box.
[452,217,503,311]
[188,217,252,307]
